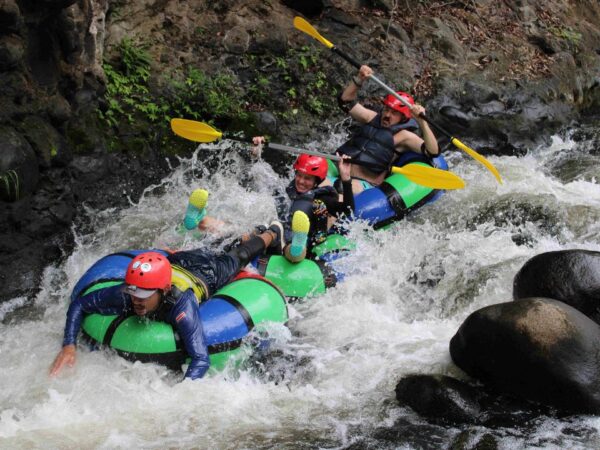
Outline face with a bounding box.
[294,171,318,193]
[381,105,406,127]
[130,291,162,316]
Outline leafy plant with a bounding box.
[550,26,582,45]
[100,38,248,150]
[99,39,153,127]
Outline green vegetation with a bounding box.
[0,170,20,202]
[100,38,248,152]
[246,45,339,120]
[100,38,152,127]
[99,38,339,153]
[549,26,582,52]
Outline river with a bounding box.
[1,120,599,449]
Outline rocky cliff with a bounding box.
[1,0,599,303]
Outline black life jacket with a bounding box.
[150,286,185,323]
[286,182,338,248]
[337,114,419,174]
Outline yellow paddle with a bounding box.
[171,118,465,190]
[293,16,502,184]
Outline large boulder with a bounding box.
[450,297,600,413]
[513,249,600,323]
[395,374,482,424]
[395,373,555,428]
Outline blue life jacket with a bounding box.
[337,114,419,174]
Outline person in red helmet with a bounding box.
[49,223,284,380]
[250,139,355,262]
[337,65,440,193]
[284,152,354,261]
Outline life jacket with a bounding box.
[150,285,185,322]
[170,265,208,303]
[337,114,419,174]
[286,182,338,248]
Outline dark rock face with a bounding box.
[1,0,599,312]
[0,125,39,201]
[395,373,555,428]
[513,250,600,323]
[450,297,600,413]
[281,0,324,17]
[395,374,482,424]
[0,150,173,303]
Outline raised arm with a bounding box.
[394,104,440,157]
[337,154,355,214]
[338,65,377,124]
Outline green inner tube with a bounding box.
[79,277,288,372]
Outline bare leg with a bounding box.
[198,216,228,233]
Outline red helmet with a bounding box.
[293,154,328,183]
[123,252,171,298]
[383,91,415,119]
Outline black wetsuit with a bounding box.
[275,180,355,251]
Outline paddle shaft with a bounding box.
[170,118,465,189]
[330,47,457,140]
[268,142,342,162]
[267,142,386,172]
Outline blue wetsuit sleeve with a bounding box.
[63,284,129,346]
[170,290,210,380]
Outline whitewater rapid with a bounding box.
[1,126,599,449]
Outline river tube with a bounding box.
[328,151,448,229]
[71,250,288,373]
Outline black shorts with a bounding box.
[168,250,240,296]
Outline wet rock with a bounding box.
[222,26,250,55]
[395,374,482,424]
[46,94,72,125]
[64,113,107,154]
[465,193,567,246]
[439,105,470,130]
[0,0,21,34]
[362,417,453,449]
[0,245,48,302]
[0,34,24,70]
[253,111,278,135]
[450,297,600,413]
[450,430,498,450]
[281,0,324,17]
[0,125,39,201]
[69,154,109,184]
[513,250,600,323]
[20,116,70,168]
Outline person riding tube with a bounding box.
[252,137,355,263]
[337,65,440,194]
[49,222,283,380]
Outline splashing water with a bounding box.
[1,123,600,449]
